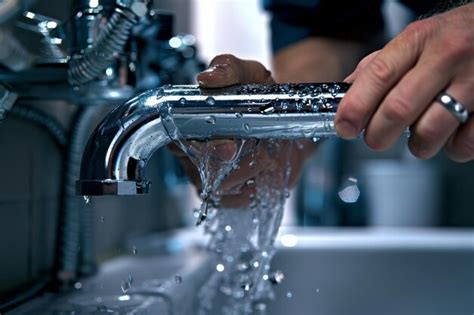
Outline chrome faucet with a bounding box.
[76,82,349,196]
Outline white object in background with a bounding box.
[361,160,441,226]
[190,0,271,69]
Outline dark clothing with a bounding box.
[263,0,445,53]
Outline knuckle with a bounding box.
[210,53,238,66]
[403,19,431,39]
[367,57,395,84]
[358,51,378,69]
[382,97,412,124]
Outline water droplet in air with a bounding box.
[338,177,360,203]
[237,263,249,271]
[205,115,216,124]
[269,270,285,284]
[241,280,252,291]
[175,274,182,284]
[206,96,216,105]
[100,216,105,223]
[312,136,320,143]
[254,302,267,311]
[132,246,137,255]
[74,282,82,289]
[83,195,91,205]
[216,264,225,272]
[286,291,293,298]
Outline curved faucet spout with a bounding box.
[76,83,349,195]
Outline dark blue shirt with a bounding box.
[263,0,444,52]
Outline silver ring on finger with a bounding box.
[436,92,469,124]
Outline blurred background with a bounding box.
[0,0,472,312]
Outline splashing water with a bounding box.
[195,140,294,315]
[121,274,133,293]
[338,177,360,203]
[160,108,295,314]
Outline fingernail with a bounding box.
[336,120,359,139]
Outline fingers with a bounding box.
[335,20,428,139]
[445,116,474,162]
[408,82,470,159]
[364,57,453,151]
[197,54,274,88]
[443,81,474,162]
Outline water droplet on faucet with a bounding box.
[205,115,216,124]
[206,96,216,105]
[243,123,251,133]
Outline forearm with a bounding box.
[273,37,372,83]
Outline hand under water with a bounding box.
[169,54,315,207]
[336,3,474,162]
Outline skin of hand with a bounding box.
[169,54,315,208]
[335,3,474,162]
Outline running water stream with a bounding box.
[161,105,297,314]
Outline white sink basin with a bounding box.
[9,228,473,315]
[267,228,474,315]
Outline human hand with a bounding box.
[335,3,474,162]
[170,54,315,207]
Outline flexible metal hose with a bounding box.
[57,106,102,283]
[9,104,67,148]
[67,4,146,86]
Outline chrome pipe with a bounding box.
[76,82,349,196]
